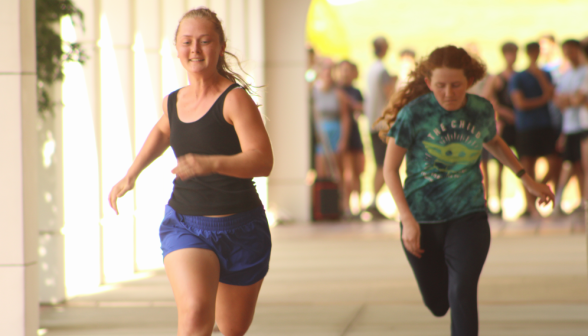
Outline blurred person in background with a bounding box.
[313,61,352,215]
[482,42,519,216]
[339,60,365,219]
[366,36,397,219]
[552,39,588,216]
[510,42,558,218]
[539,35,565,185]
[540,34,570,80]
[571,39,588,213]
[465,42,490,96]
[396,49,416,91]
[465,42,494,214]
[382,45,554,336]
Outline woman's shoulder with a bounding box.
[466,93,493,111]
[224,83,256,110]
[403,92,433,111]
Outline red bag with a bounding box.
[312,178,340,221]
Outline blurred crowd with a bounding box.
[308,33,588,221]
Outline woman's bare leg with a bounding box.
[553,161,573,215]
[164,248,220,336]
[581,139,588,204]
[520,156,541,218]
[341,152,353,213]
[215,279,264,336]
[497,162,504,213]
[315,154,327,178]
[543,154,563,191]
[353,151,365,194]
[573,161,585,199]
[337,153,349,213]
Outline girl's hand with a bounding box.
[522,178,555,207]
[109,176,135,215]
[402,215,424,258]
[172,154,216,180]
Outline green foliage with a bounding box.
[36,0,88,115]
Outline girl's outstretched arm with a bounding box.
[109,96,172,214]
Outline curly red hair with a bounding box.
[378,45,486,138]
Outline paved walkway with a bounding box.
[41,215,588,335]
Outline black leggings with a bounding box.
[402,212,491,336]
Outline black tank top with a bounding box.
[496,75,514,109]
[496,74,515,123]
[167,84,262,216]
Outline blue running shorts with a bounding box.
[159,205,272,286]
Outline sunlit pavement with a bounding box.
[40,214,588,336]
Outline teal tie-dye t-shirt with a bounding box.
[387,92,497,223]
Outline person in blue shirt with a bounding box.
[509,42,559,218]
[381,45,554,336]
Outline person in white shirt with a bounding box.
[553,39,588,215]
[365,36,396,218]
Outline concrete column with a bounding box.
[161,0,187,94]
[246,0,269,207]
[264,0,312,221]
[37,82,65,305]
[228,0,246,59]
[187,0,209,10]
[60,0,102,298]
[99,0,136,283]
[0,0,39,334]
[209,0,227,29]
[133,0,175,271]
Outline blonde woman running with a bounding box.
[109,8,272,336]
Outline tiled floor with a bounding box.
[40,214,588,335]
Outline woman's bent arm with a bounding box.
[383,138,424,258]
[483,134,554,206]
[126,117,171,180]
[510,90,550,111]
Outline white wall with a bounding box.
[0,1,39,334]
[265,0,313,222]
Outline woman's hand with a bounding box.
[109,176,136,215]
[570,91,585,107]
[522,177,555,207]
[172,154,216,180]
[402,215,424,258]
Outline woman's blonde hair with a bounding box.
[174,7,256,96]
[378,45,486,138]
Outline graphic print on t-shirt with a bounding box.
[388,92,496,222]
[422,119,484,180]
